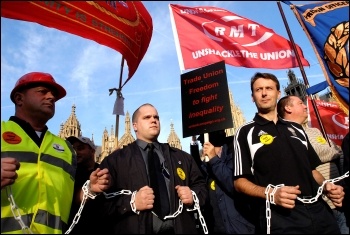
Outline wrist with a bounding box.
[130,190,140,214]
[83,180,100,199]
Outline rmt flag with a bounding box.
[169,4,310,71]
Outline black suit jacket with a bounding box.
[100,141,208,234]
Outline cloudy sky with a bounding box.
[1,1,326,153]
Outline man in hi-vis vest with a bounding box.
[1,72,110,234]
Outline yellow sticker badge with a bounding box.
[260,134,274,145]
[177,167,186,180]
[210,180,215,190]
[316,136,326,144]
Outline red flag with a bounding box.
[1,1,153,83]
[169,4,309,71]
[307,97,349,146]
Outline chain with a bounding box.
[8,179,208,234]
[64,184,89,234]
[264,184,284,234]
[161,199,183,219]
[187,190,208,234]
[104,188,208,234]
[130,190,140,214]
[65,180,131,234]
[6,186,33,234]
[296,172,349,203]
[264,171,349,234]
[103,189,132,199]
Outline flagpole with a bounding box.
[277,1,330,145]
[115,56,125,149]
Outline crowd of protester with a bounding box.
[1,71,349,234]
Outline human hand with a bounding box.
[324,182,344,207]
[135,185,154,211]
[1,158,20,189]
[192,135,197,142]
[175,185,193,206]
[202,142,216,160]
[269,185,301,209]
[89,168,110,193]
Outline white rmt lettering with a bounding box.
[192,48,296,60]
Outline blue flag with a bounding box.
[289,1,349,114]
[306,81,329,95]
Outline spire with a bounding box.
[58,104,82,138]
[124,111,131,133]
[283,69,307,102]
[167,120,182,150]
[118,111,135,149]
[226,89,246,136]
[110,125,114,138]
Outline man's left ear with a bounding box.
[285,105,292,112]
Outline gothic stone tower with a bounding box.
[58,104,82,139]
[283,69,307,102]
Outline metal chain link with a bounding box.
[187,190,208,234]
[102,188,208,234]
[296,172,349,203]
[9,170,347,235]
[64,185,89,234]
[264,184,284,234]
[6,186,33,234]
[8,179,209,234]
[103,189,132,199]
[264,171,349,234]
[65,180,131,234]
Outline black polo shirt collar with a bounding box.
[253,113,290,126]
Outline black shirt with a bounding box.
[234,114,322,197]
[67,162,106,234]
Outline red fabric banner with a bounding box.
[169,4,309,71]
[1,1,153,83]
[307,97,349,146]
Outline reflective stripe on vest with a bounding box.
[1,210,67,233]
[1,120,76,234]
[1,152,75,179]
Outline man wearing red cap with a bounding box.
[1,72,110,234]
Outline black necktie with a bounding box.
[147,143,170,218]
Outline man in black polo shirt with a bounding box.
[233,72,344,234]
[66,136,110,234]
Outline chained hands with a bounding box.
[324,182,344,207]
[1,158,20,189]
[175,185,193,206]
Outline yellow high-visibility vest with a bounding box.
[1,120,76,234]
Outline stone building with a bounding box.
[58,104,82,139]
[58,90,246,163]
[167,120,182,150]
[283,69,308,102]
[97,112,183,163]
[282,69,331,102]
[58,104,99,160]
[226,89,246,136]
[97,111,136,163]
